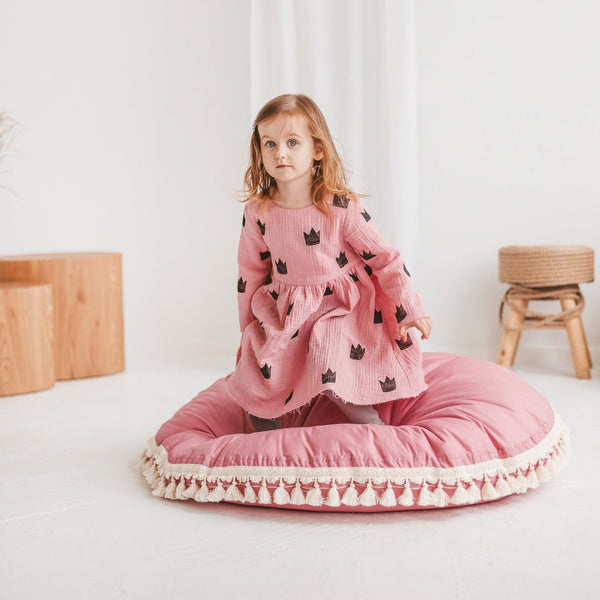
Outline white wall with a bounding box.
[1,1,598,369]
[0,0,250,363]
[415,0,600,362]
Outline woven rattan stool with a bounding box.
[497,245,594,378]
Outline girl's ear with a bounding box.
[314,142,324,161]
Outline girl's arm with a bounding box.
[237,203,272,332]
[343,198,429,328]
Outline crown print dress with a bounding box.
[226,194,429,419]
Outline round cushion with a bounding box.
[140,353,569,512]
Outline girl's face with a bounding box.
[258,115,323,189]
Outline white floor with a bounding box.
[1,344,599,600]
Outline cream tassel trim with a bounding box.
[326,482,342,507]
[380,482,397,507]
[359,481,378,507]
[243,480,257,503]
[398,481,414,507]
[140,413,569,509]
[273,480,291,505]
[341,481,359,506]
[290,481,306,505]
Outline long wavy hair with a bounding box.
[243,94,356,213]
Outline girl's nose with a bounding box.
[276,145,286,159]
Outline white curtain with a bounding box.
[250,0,419,266]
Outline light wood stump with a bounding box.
[0,282,55,395]
[0,253,124,380]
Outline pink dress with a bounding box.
[226,195,429,419]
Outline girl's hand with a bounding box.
[399,318,432,342]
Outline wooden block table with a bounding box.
[0,253,125,380]
[0,282,55,395]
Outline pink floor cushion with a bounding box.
[140,353,569,512]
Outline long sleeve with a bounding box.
[343,199,428,325]
[237,203,272,332]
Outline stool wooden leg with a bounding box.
[560,297,591,379]
[497,298,528,368]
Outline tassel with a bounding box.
[326,482,341,507]
[508,471,526,494]
[494,474,511,497]
[341,481,359,506]
[526,467,540,490]
[481,476,500,500]
[546,455,557,477]
[175,477,189,500]
[208,480,226,502]
[467,481,481,503]
[359,481,378,507]
[380,482,397,507]
[450,481,470,505]
[151,476,166,497]
[432,482,450,507]
[273,481,291,506]
[258,479,272,504]
[194,480,210,502]
[306,482,324,507]
[535,461,551,483]
[243,481,257,503]
[398,481,414,507]
[417,481,436,507]
[225,480,244,503]
[182,478,199,499]
[164,478,178,500]
[290,481,306,505]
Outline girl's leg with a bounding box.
[248,412,280,431]
[328,397,384,425]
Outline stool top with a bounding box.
[498,245,594,287]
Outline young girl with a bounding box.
[226,94,432,429]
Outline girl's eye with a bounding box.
[288,139,298,147]
[265,141,275,148]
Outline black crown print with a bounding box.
[260,250,271,261]
[324,286,334,296]
[350,344,366,360]
[336,252,348,268]
[284,390,294,405]
[360,250,376,261]
[257,219,266,235]
[276,259,287,274]
[403,264,411,277]
[260,363,272,379]
[396,335,413,351]
[291,329,299,339]
[349,272,359,282]
[379,376,396,393]
[333,194,349,208]
[322,368,337,384]
[237,277,246,293]
[287,303,294,316]
[395,305,407,323]
[242,214,246,227]
[304,228,320,246]
[364,264,373,276]
[361,210,371,222]
[374,309,383,324]
[269,289,279,301]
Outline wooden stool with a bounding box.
[0,282,55,395]
[497,245,594,379]
[0,253,125,380]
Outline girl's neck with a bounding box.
[273,180,313,209]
